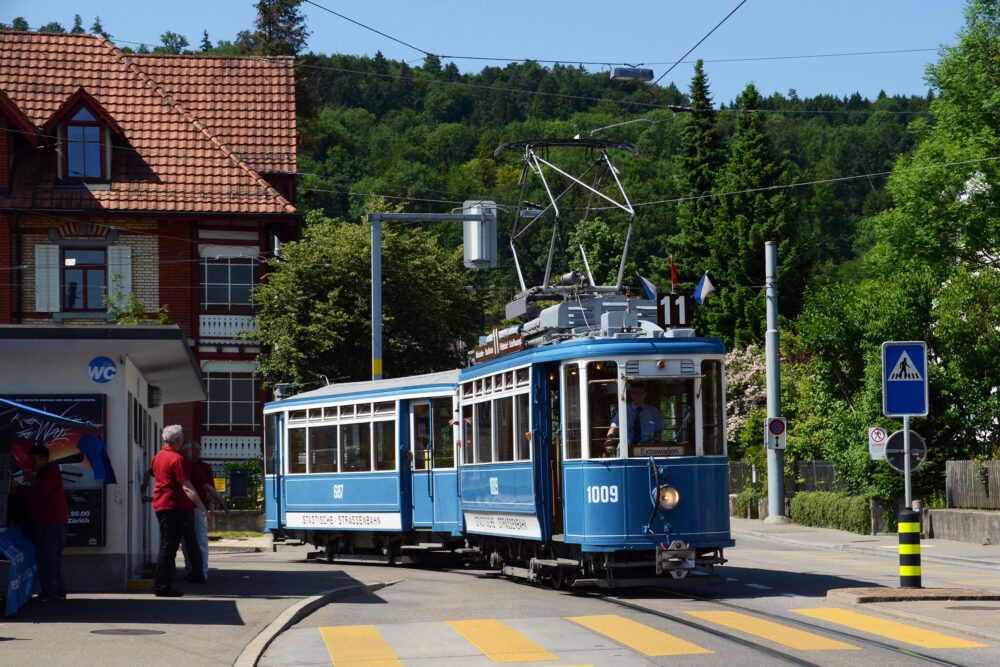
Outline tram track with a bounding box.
[591,587,967,666]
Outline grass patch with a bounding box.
[209,530,268,541]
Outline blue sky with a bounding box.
[5,1,968,104]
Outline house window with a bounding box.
[63,248,106,311]
[65,107,103,180]
[202,371,260,432]
[200,256,257,312]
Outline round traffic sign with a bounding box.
[768,419,785,436]
[883,430,927,473]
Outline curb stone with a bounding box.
[233,581,397,667]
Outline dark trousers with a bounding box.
[154,509,203,591]
[35,523,67,599]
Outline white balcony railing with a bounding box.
[199,314,258,344]
[201,434,261,461]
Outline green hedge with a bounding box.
[789,491,870,535]
[734,487,764,518]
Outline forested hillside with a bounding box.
[295,51,932,322]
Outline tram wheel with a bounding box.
[551,568,565,590]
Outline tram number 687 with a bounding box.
[586,485,619,504]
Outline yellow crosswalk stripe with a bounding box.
[445,619,558,663]
[685,610,858,650]
[567,614,713,656]
[319,625,402,667]
[792,608,989,649]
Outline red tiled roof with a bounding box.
[0,31,297,215]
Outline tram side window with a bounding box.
[495,396,514,462]
[341,423,372,472]
[515,393,530,461]
[476,401,492,463]
[460,404,473,464]
[564,365,582,459]
[310,424,338,473]
[289,427,307,474]
[374,420,396,470]
[587,361,618,458]
[432,397,454,468]
[702,360,725,455]
[263,413,275,475]
[413,403,431,470]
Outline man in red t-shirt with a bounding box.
[12,444,69,602]
[151,425,208,597]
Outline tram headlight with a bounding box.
[657,484,680,510]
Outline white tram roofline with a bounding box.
[265,369,460,410]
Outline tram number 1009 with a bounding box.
[586,485,619,504]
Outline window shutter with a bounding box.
[108,245,133,303]
[34,245,60,312]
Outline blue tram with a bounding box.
[263,296,733,586]
[263,138,733,586]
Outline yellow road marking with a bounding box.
[792,608,989,648]
[948,580,1000,586]
[446,619,558,663]
[567,614,712,656]
[685,611,858,650]
[319,626,402,667]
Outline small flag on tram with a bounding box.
[636,271,657,302]
[693,271,717,304]
[669,256,679,289]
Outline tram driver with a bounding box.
[605,382,665,450]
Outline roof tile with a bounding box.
[0,31,297,215]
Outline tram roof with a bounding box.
[265,369,460,410]
[460,336,727,379]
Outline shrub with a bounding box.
[734,486,764,518]
[789,491,870,535]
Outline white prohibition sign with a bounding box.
[870,428,887,444]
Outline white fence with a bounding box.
[199,314,258,343]
[201,434,261,461]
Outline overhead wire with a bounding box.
[651,0,749,87]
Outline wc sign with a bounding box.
[88,356,117,383]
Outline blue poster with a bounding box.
[0,527,37,615]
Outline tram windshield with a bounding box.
[570,358,725,458]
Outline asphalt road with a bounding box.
[259,536,1000,666]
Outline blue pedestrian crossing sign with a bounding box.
[882,341,928,417]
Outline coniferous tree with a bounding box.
[200,30,212,51]
[662,59,723,288]
[254,0,309,57]
[71,14,85,33]
[90,16,110,39]
[705,83,804,347]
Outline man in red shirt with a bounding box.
[151,425,208,597]
[12,444,69,602]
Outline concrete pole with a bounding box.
[764,241,788,523]
[371,215,383,381]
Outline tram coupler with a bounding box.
[655,540,695,575]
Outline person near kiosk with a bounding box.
[182,440,227,581]
[150,425,208,597]
[12,444,69,602]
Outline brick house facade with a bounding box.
[0,31,298,467]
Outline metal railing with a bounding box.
[201,434,261,461]
[199,314,258,343]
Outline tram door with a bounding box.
[410,398,459,530]
[411,402,434,526]
[547,364,564,535]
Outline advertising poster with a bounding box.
[0,395,109,547]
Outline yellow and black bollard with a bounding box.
[898,508,921,588]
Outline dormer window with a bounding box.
[65,107,104,181]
